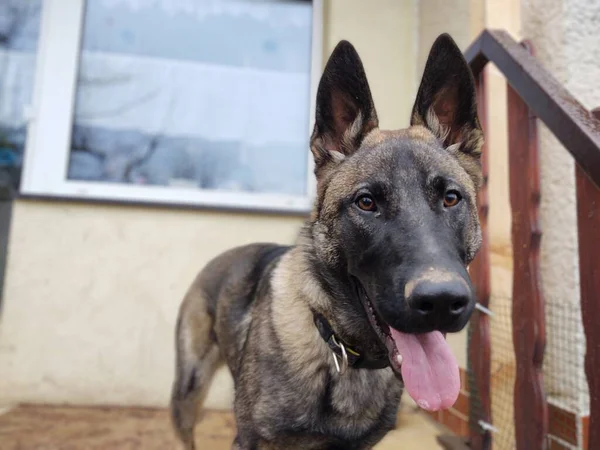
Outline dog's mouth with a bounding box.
[354,280,460,412]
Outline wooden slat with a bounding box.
[576,108,600,450]
[467,70,492,450]
[507,68,548,450]
[464,29,600,188]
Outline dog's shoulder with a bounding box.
[197,243,291,306]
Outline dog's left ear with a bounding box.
[411,34,483,186]
[310,40,378,180]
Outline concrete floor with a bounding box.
[0,401,444,449]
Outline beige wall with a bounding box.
[481,0,521,446]
[417,0,484,73]
[0,0,419,410]
[0,201,301,408]
[324,0,418,130]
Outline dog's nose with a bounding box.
[408,279,471,319]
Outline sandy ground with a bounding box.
[0,401,444,449]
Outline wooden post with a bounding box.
[507,76,548,449]
[467,69,492,450]
[576,108,600,450]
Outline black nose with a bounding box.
[408,279,471,319]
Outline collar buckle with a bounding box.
[312,311,389,373]
[330,335,349,375]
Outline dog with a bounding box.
[170,33,484,450]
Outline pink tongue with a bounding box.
[389,328,460,411]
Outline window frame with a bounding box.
[20,0,323,214]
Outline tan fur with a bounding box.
[270,250,330,373]
[171,286,223,450]
[425,106,451,142]
[340,111,365,154]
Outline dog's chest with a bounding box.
[251,366,401,444]
[327,369,394,416]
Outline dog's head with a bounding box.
[309,34,483,411]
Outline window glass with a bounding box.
[68,0,313,196]
[0,0,42,189]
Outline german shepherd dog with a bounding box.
[171,33,483,449]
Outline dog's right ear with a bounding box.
[411,34,483,187]
[310,41,378,179]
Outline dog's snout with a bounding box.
[405,270,473,328]
[409,280,470,316]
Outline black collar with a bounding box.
[312,312,389,370]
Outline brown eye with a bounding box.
[443,190,462,208]
[356,194,377,212]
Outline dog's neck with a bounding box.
[269,246,396,416]
[270,241,386,369]
[270,246,332,366]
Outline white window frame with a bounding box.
[20,0,323,214]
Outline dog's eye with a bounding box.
[443,190,462,208]
[356,194,377,212]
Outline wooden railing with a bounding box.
[464,29,600,450]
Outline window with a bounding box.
[0,0,42,189]
[21,0,322,213]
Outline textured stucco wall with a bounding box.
[0,0,419,409]
[522,0,600,417]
